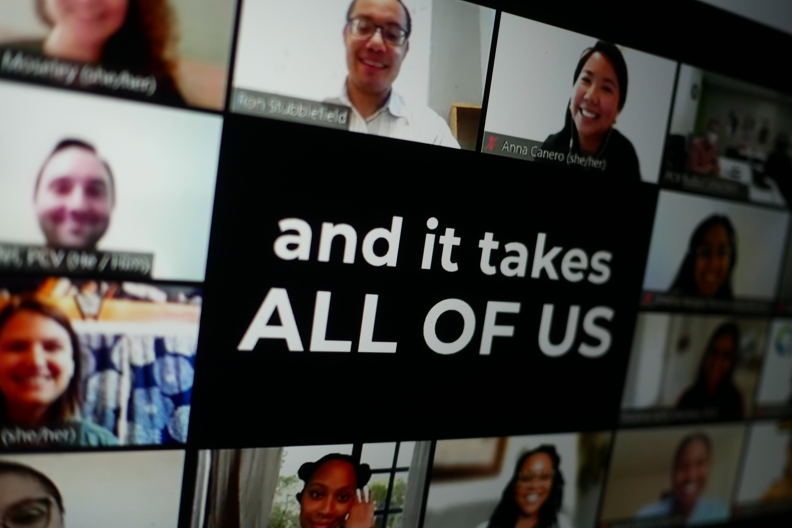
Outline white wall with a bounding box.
[480,10,494,88]
[0,450,184,528]
[756,318,792,404]
[0,81,222,282]
[427,1,494,121]
[426,434,578,519]
[643,191,790,298]
[233,0,432,107]
[280,444,353,477]
[601,424,746,521]
[171,0,237,64]
[0,0,41,39]
[669,64,704,136]
[736,422,791,503]
[622,313,670,408]
[484,14,677,183]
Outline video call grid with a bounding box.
[0,1,791,528]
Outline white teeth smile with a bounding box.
[361,59,385,68]
[526,493,540,503]
[581,108,598,118]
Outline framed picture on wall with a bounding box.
[431,437,507,480]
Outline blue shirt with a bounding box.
[637,497,729,525]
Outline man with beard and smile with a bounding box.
[326,0,459,148]
[33,139,114,251]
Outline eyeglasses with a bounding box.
[346,16,409,47]
[2,498,54,528]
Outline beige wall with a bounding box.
[0,450,185,528]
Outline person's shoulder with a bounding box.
[637,498,671,518]
[542,131,566,150]
[150,76,187,106]
[75,420,119,447]
[696,497,728,511]
[397,96,460,148]
[676,385,697,408]
[728,383,745,407]
[611,128,637,152]
[689,497,728,524]
[403,99,449,129]
[610,127,641,179]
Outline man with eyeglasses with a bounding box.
[326,0,460,148]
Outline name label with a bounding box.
[1,48,157,97]
[0,244,153,279]
[232,88,351,130]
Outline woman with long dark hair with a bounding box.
[484,445,568,528]
[0,296,117,446]
[676,323,745,419]
[6,0,184,104]
[669,215,737,299]
[540,41,641,181]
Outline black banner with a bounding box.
[188,115,658,447]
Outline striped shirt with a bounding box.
[326,84,461,149]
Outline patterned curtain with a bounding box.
[78,331,197,445]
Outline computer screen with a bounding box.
[0,1,791,527]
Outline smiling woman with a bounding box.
[676,323,745,420]
[539,41,641,181]
[1,0,185,105]
[669,215,737,299]
[481,445,568,528]
[637,434,728,525]
[0,296,118,447]
[296,454,375,528]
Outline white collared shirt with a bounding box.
[326,83,461,149]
